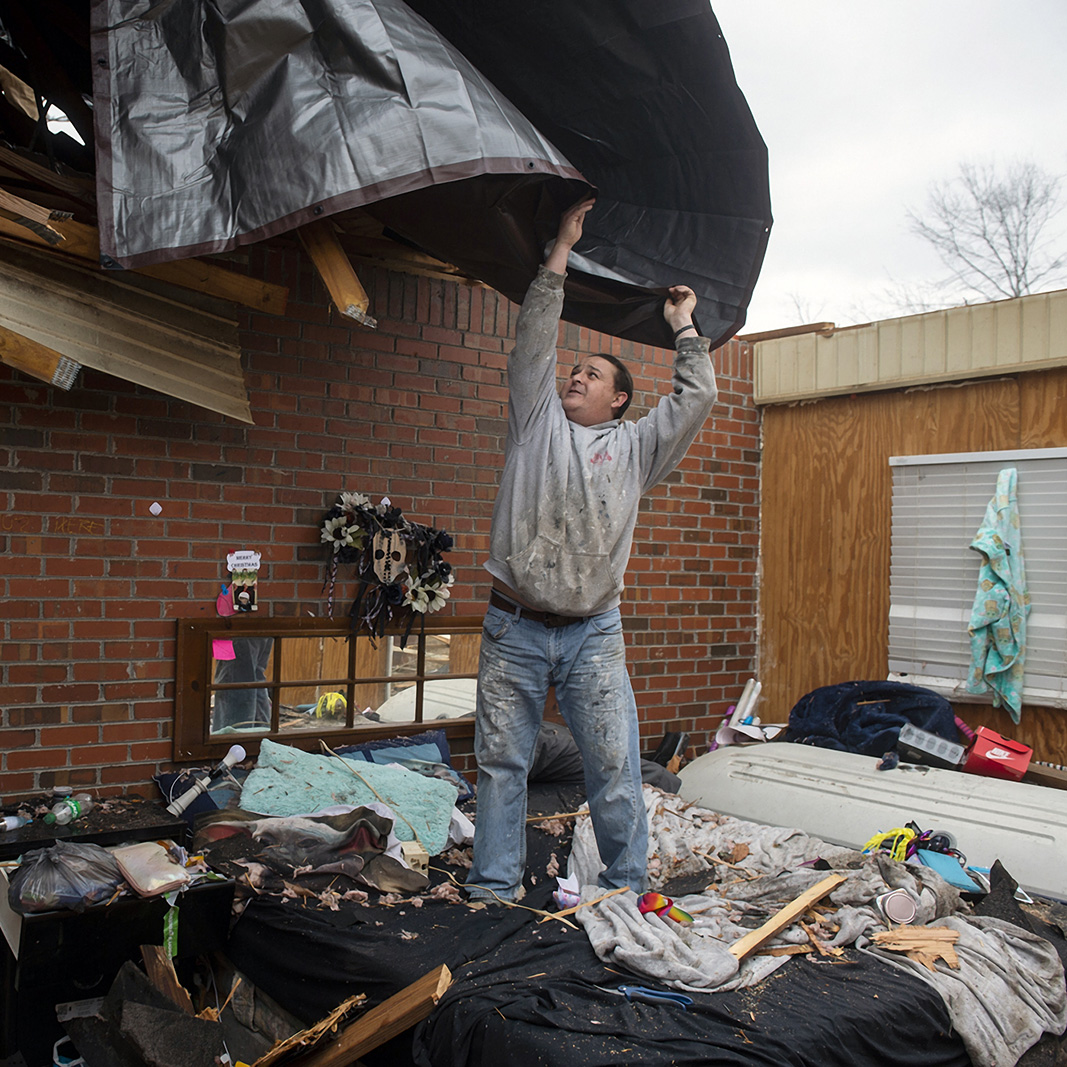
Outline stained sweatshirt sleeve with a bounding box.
[507,265,566,442]
[633,335,718,491]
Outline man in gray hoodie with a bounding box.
[467,199,718,903]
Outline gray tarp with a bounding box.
[91,0,771,348]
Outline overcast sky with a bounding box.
[712,1,1067,334]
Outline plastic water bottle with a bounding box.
[44,793,94,826]
[0,815,29,832]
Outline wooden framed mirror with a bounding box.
[174,615,481,760]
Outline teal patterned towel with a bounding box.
[966,467,1030,722]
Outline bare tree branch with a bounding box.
[905,160,1066,302]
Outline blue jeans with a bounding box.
[467,602,648,901]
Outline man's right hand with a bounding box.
[544,197,596,273]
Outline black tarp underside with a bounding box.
[414,918,971,1067]
[224,782,970,1067]
[228,889,970,1067]
[91,0,771,348]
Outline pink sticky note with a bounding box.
[212,639,236,661]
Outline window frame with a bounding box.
[174,614,481,761]
[887,446,1067,709]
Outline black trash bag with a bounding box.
[7,839,125,914]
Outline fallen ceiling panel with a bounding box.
[90,0,771,348]
[0,243,253,422]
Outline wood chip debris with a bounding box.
[870,926,960,971]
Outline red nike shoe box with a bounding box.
[962,726,1032,781]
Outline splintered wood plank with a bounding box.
[871,926,960,971]
[0,215,289,315]
[298,219,377,328]
[729,875,846,960]
[140,944,195,1015]
[0,188,65,243]
[0,214,95,257]
[286,965,452,1067]
[0,145,98,209]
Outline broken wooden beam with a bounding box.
[0,214,289,315]
[0,323,80,388]
[284,964,452,1067]
[870,926,960,971]
[251,993,368,1067]
[0,187,66,244]
[729,874,846,960]
[140,945,195,1016]
[298,218,377,328]
[0,145,97,210]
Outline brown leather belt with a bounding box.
[489,589,588,628]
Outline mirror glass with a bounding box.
[181,617,483,759]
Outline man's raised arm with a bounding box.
[507,198,598,437]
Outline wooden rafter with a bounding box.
[0,213,288,316]
[346,235,485,286]
[298,219,377,328]
[0,187,67,243]
[0,146,97,213]
[0,323,80,389]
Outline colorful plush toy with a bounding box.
[637,891,693,924]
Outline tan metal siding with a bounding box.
[754,287,1067,404]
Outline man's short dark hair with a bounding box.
[594,353,633,418]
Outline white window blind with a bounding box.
[888,447,1067,707]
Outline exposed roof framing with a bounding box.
[0,242,253,422]
[0,1,469,417]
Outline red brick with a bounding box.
[102,722,161,743]
[0,729,36,748]
[7,664,67,685]
[0,772,35,795]
[6,748,68,771]
[71,744,127,766]
[41,725,101,746]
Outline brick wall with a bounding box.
[0,240,760,800]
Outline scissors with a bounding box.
[597,984,693,1010]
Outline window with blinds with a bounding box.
[888,447,1067,708]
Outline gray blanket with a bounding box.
[568,786,1066,1067]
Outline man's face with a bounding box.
[560,356,627,426]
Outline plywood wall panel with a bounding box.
[760,378,1022,724]
[1019,366,1067,448]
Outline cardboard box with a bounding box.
[962,726,1032,781]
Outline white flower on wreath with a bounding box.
[321,514,362,553]
[339,491,370,512]
[404,572,455,614]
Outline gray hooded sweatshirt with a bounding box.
[485,265,718,616]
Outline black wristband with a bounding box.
[673,324,697,340]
